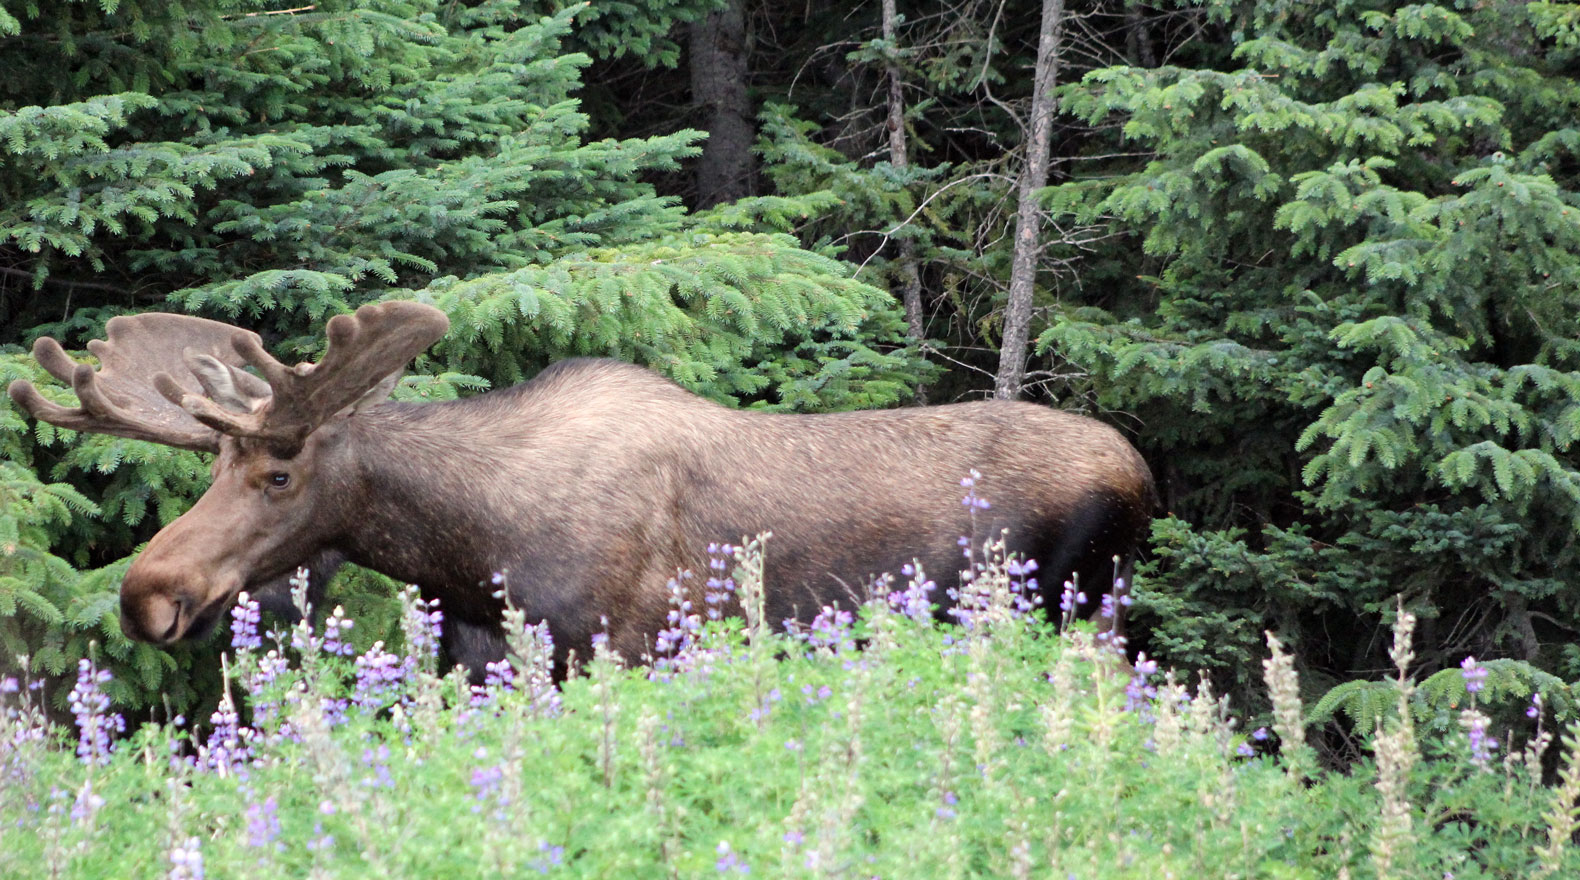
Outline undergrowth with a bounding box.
[1,537,1577,879]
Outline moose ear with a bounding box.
[348,370,402,415]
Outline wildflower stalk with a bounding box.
[1150,670,1188,756]
[1533,726,1580,879]
[637,707,679,877]
[1042,637,1078,754]
[932,691,967,880]
[398,586,446,734]
[1186,677,1238,831]
[733,535,777,729]
[0,658,48,810]
[1087,633,1119,752]
[1370,601,1419,880]
[161,762,204,880]
[967,644,999,782]
[589,627,623,789]
[1007,791,1034,880]
[498,578,561,719]
[292,682,384,875]
[1262,631,1313,778]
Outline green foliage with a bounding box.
[1036,0,1580,710]
[5,581,1578,879]
[1312,658,1578,739]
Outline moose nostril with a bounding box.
[159,598,185,642]
[122,594,185,644]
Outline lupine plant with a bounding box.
[1,479,1578,878]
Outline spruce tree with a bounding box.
[1042,0,1580,702]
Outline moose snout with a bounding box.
[120,590,187,644]
[119,562,232,644]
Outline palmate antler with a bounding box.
[8,313,268,452]
[8,301,450,456]
[156,301,450,454]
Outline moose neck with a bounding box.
[330,397,538,624]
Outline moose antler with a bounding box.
[156,301,450,454]
[7,314,270,452]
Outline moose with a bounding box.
[9,301,1154,676]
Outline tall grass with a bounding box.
[1,538,1576,879]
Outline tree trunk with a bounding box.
[884,0,928,403]
[690,0,754,208]
[1125,1,1157,68]
[993,0,1064,401]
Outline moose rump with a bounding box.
[8,301,1154,675]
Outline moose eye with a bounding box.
[267,472,291,490]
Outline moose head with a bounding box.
[8,301,449,644]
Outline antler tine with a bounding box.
[181,301,450,453]
[8,314,266,452]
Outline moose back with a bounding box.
[9,301,1154,674]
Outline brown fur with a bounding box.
[118,358,1153,676]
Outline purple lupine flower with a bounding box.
[400,588,444,661]
[1252,727,1270,741]
[530,841,565,874]
[1528,693,1543,720]
[1465,711,1496,767]
[716,840,750,874]
[1237,743,1256,757]
[703,543,738,621]
[246,795,283,850]
[513,620,562,717]
[1124,653,1159,716]
[322,606,355,657]
[230,592,262,651]
[936,790,959,819]
[890,564,937,621]
[470,761,505,814]
[243,650,294,730]
[1460,657,1489,695]
[67,658,124,766]
[484,658,515,690]
[470,658,517,708]
[798,605,855,654]
[1004,557,1042,618]
[1058,582,1087,615]
[198,691,253,775]
[353,641,410,711]
[749,687,784,723]
[650,572,704,679]
[168,836,205,880]
[306,824,335,852]
[361,746,394,789]
[959,469,991,510]
[70,780,106,823]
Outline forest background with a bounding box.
[2,0,1579,747]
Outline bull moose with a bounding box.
[8,301,1154,675]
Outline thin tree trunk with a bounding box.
[883,0,928,403]
[690,0,754,208]
[993,0,1064,400]
[1125,1,1157,68]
